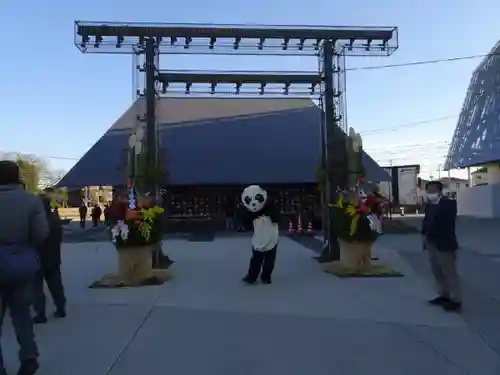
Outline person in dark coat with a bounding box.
[422,181,461,312]
[33,199,67,323]
[91,204,102,227]
[78,203,87,229]
[103,203,110,226]
[0,160,48,375]
[224,196,236,231]
[235,203,247,232]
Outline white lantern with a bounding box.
[353,133,363,152]
[135,125,145,141]
[128,133,138,148]
[349,127,356,138]
[350,127,363,152]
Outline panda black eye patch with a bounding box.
[244,196,252,205]
[255,194,264,202]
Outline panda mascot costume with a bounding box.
[238,185,280,285]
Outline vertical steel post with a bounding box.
[144,38,157,194]
[321,39,349,261]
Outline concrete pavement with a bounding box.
[2,235,500,374]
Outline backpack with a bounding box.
[0,210,40,283]
[0,244,40,283]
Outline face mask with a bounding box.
[426,193,440,203]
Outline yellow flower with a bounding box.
[137,206,164,241]
[345,204,356,216]
[138,221,153,241]
[328,198,360,236]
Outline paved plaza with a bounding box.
[2,229,500,374]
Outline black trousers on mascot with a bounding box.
[246,245,277,282]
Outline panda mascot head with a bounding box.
[240,185,280,224]
[241,185,268,213]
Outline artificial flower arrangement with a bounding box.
[111,205,165,249]
[329,189,383,243]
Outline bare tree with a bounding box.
[0,152,66,192]
[41,168,66,189]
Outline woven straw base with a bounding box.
[89,245,172,288]
[89,269,171,288]
[323,261,403,278]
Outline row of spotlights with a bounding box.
[159,82,320,95]
[79,35,390,51]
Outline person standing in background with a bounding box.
[224,195,236,231]
[78,203,87,229]
[103,203,110,226]
[0,160,48,375]
[91,204,102,227]
[33,198,66,324]
[422,181,461,312]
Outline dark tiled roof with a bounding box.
[58,99,389,187]
[444,40,500,169]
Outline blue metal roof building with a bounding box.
[444,41,500,170]
[58,98,389,187]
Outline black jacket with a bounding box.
[422,197,458,252]
[37,199,63,267]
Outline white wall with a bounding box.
[472,171,488,186]
[470,164,500,186]
[457,184,500,218]
[441,180,469,199]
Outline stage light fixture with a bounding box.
[282,37,290,50]
[283,83,291,95]
[185,82,192,94]
[94,35,103,48]
[80,34,89,49]
[136,89,141,97]
[314,39,321,50]
[209,37,216,49]
[210,82,217,94]
[365,38,372,51]
[347,38,355,51]
[309,84,316,95]
[380,39,388,51]
[184,37,192,49]
[235,82,242,94]
[116,35,124,48]
[259,83,266,95]
[170,37,177,45]
[161,82,169,94]
[233,37,241,50]
[297,38,305,51]
[257,37,265,50]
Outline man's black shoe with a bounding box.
[428,296,449,305]
[261,279,272,285]
[442,300,462,312]
[54,309,66,318]
[242,276,257,285]
[17,358,39,375]
[33,315,47,324]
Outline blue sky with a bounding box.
[0,0,498,179]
